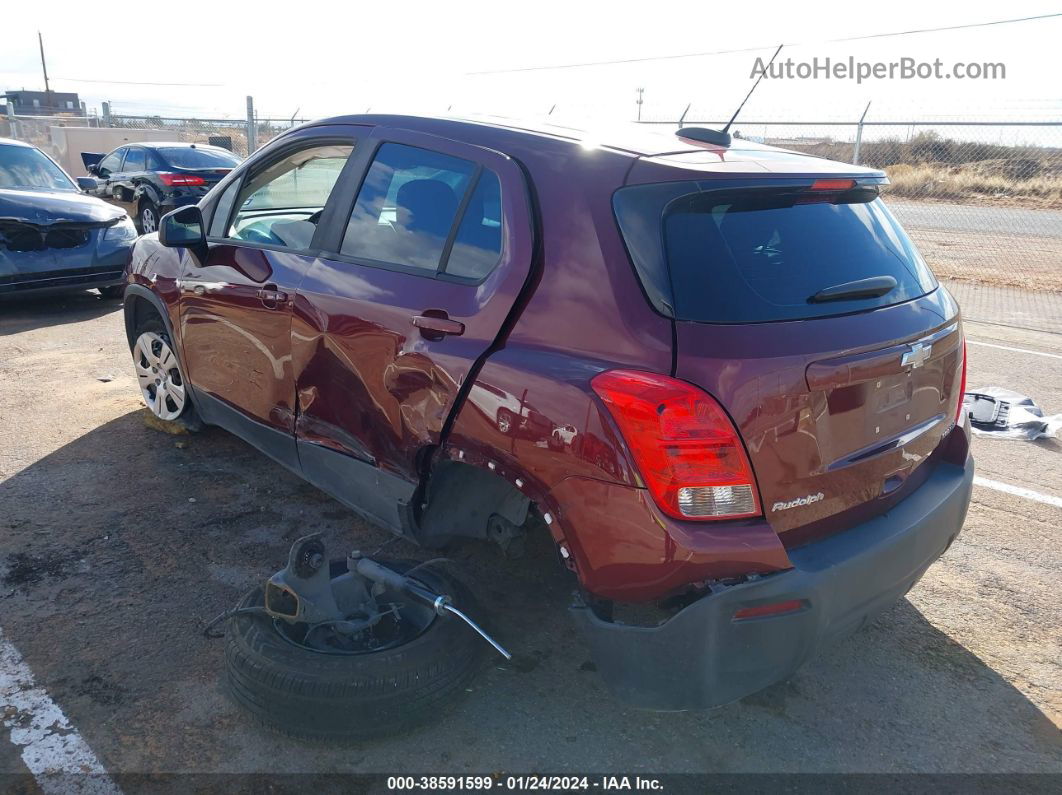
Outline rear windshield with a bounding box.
[158,147,240,170]
[614,181,937,323]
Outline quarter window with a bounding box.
[225,142,354,250]
[340,143,475,273]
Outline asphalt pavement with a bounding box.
[0,284,1059,786]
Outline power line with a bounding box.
[52,76,224,87]
[467,12,1062,75]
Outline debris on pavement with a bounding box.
[963,387,1062,440]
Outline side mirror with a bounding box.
[159,206,206,251]
[76,176,98,192]
[86,164,99,176]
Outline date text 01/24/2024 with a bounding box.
[386,776,664,791]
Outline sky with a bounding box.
[1,0,1059,129]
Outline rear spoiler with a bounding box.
[80,152,104,170]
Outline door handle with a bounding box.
[257,285,288,309]
[412,313,464,339]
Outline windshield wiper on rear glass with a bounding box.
[808,275,897,304]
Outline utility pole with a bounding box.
[636,87,644,122]
[246,96,257,155]
[38,31,53,112]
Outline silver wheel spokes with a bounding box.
[133,331,185,421]
[141,209,156,233]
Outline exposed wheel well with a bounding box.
[417,460,537,552]
[123,293,163,350]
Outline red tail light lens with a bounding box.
[810,178,856,191]
[591,370,761,521]
[955,337,968,423]
[158,172,205,187]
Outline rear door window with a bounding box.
[340,143,475,273]
[615,182,937,323]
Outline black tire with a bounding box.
[138,200,160,235]
[225,562,487,741]
[98,285,124,300]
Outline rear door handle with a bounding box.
[257,285,288,309]
[412,313,465,339]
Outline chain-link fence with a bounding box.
[640,119,1062,294]
[105,114,307,158]
[1,107,306,164]
[4,107,1060,298]
[0,113,102,153]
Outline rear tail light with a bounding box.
[955,336,968,423]
[158,172,206,187]
[591,370,761,521]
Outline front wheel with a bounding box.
[133,328,188,421]
[138,201,160,235]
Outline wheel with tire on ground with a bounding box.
[224,560,487,741]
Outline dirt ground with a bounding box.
[0,287,1060,784]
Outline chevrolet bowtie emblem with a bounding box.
[901,342,932,369]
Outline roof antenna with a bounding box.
[678,103,691,127]
[548,103,556,115]
[677,44,783,149]
[723,44,783,135]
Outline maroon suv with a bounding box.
[122,115,973,709]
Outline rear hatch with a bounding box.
[614,173,964,546]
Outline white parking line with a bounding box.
[967,340,1062,360]
[0,629,121,795]
[974,476,1062,509]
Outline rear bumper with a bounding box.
[571,453,974,710]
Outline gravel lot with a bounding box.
[0,284,1060,784]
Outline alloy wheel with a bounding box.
[133,331,186,421]
[140,206,157,234]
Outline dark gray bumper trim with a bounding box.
[571,455,975,710]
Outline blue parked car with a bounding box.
[0,137,138,299]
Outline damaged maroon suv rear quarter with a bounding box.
[126,116,974,711]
